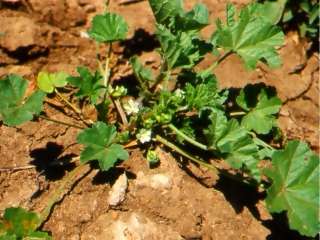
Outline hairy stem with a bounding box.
[113,98,128,126]
[206,51,233,72]
[39,115,85,129]
[229,111,246,117]
[38,163,91,227]
[250,132,275,150]
[55,89,81,114]
[167,124,208,150]
[155,135,217,174]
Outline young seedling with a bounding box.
[0,0,318,238]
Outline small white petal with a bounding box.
[123,99,140,115]
[137,129,152,144]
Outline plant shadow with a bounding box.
[120,28,159,59]
[30,142,76,181]
[92,164,136,186]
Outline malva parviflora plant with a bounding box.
[0,0,319,239]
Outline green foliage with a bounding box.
[67,67,104,104]
[156,25,212,70]
[205,112,260,180]
[37,71,68,93]
[0,207,51,239]
[183,70,226,113]
[266,141,320,237]
[148,0,183,26]
[88,12,128,43]
[0,75,45,126]
[130,56,155,90]
[236,87,282,134]
[213,3,284,69]
[77,122,129,171]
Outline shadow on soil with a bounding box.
[92,165,136,186]
[30,142,76,181]
[214,176,311,240]
[121,28,159,58]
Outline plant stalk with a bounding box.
[229,111,246,117]
[155,135,217,174]
[206,51,233,72]
[167,124,208,150]
[38,163,91,227]
[39,115,85,129]
[55,89,82,115]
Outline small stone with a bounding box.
[108,173,128,207]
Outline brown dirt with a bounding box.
[0,1,318,240]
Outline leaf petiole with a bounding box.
[155,134,217,173]
[229,111,246,117]
[205,51,233,72]
[39,115,85,129]
[167,124,208,150]
[38,163,91,227]
[54,89,81,114]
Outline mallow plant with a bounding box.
[0,0,319,238]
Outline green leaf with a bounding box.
[214,3,284,69]
[184,70,225,112]
[88,12,128,43]
[148,0,183,26]
[236,87,282,134]
[265,141,320,237]
[254,0,287,25]
[156,25,212,69]
[130,56,154,91]
[77,122,129,171]
[0,75,46,126]
[67,67,104,104]
[37,71,69,93]
[205,112,260,180]
[175,3,209,32]
[226,3,236,26]
[0,207,51,239]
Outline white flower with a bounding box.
[137,129,152,144]
[123,99,140,115]
[174,88,185,99]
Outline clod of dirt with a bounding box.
[81,212,183,240]
[135,171,172,190]
[28,0,87,29]
[0,16,47,53]
[108,173,128,207]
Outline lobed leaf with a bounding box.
[67,67,104,104]
[205,112,261,180]
[77,122,129,171]
[156,25,212,69]
[266,141,320,237]
[236,87,282,134]
[130,56,155,90]
[213,3,284,69]
[37,71,69,93]
[184,70,225,113]
[0,75,46,126]
[88,13,128,43]
[0,207,51,239]
[148,0,183,26]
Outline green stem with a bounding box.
[156,135,261,187]
[155,135,217,174]
[205,51,233,72]
[39,116,84,129]
[229,111,246,117]
[55,89,81,114]
[167,124,208,150]
[38,163,91,227]
[250,132,275,150]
